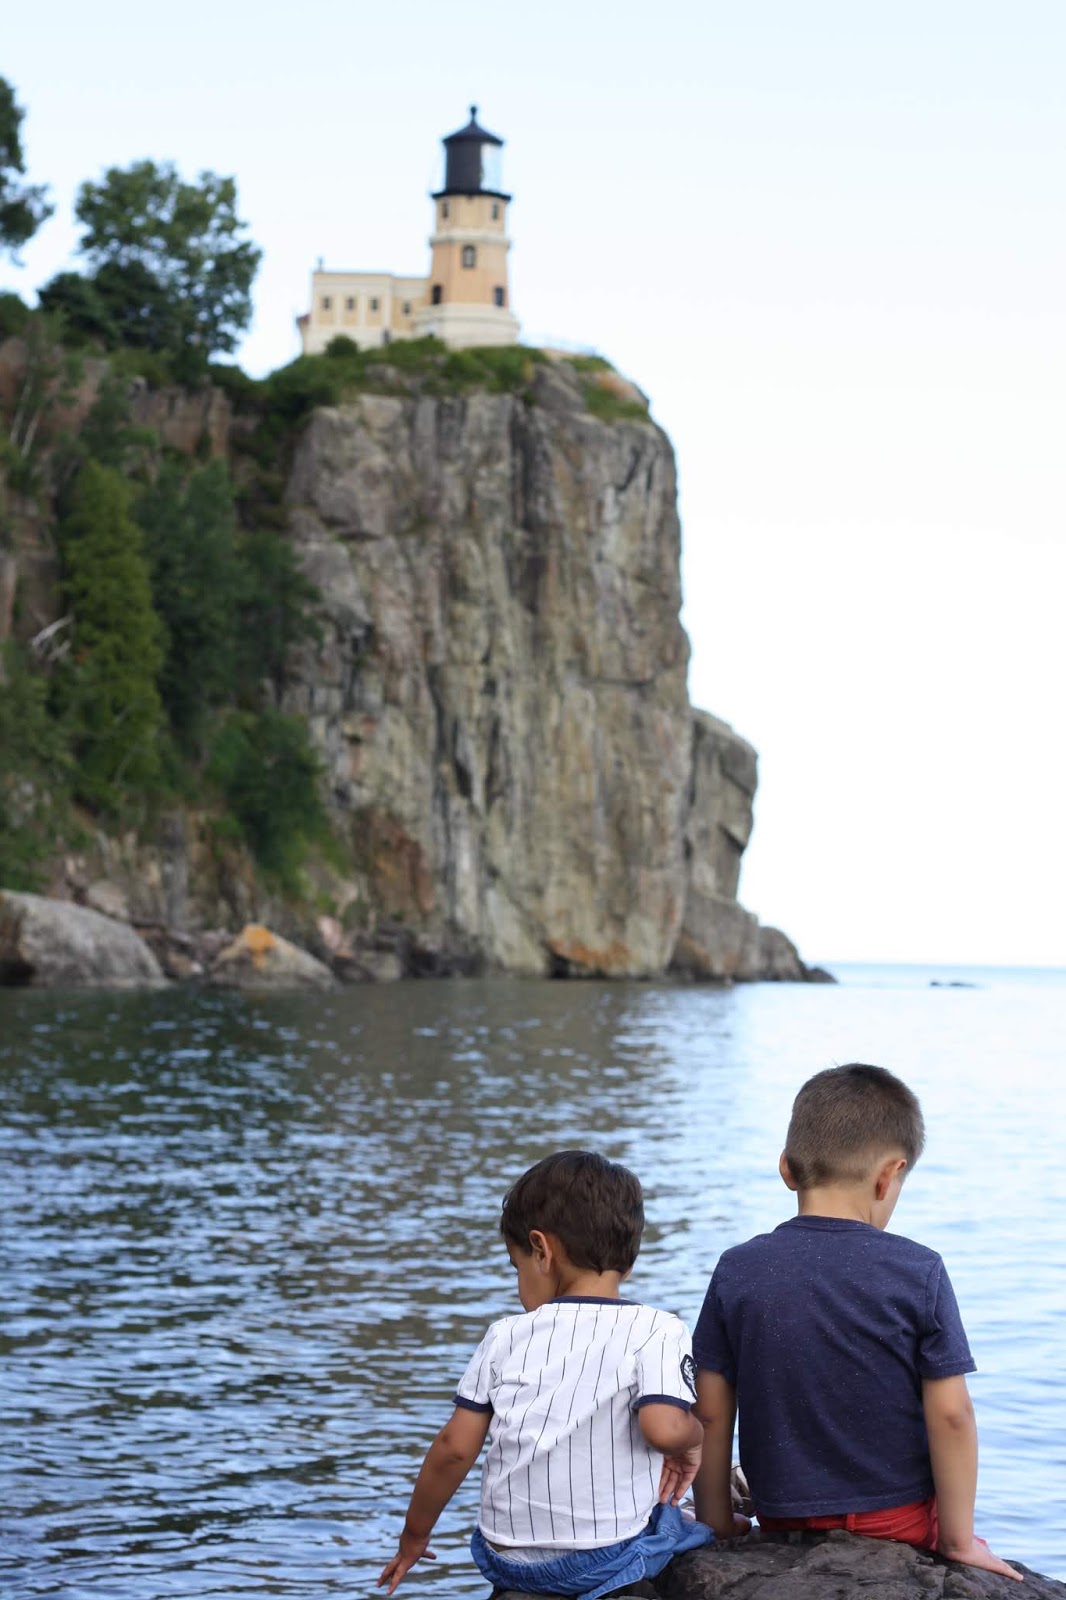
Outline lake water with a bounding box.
[3,964,1065,1598]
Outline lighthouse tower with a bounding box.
[412,107,520,348]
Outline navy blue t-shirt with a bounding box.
[692,1216,976,1517]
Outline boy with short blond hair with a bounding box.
[380,1150,712,1597]
[692,1063,1020,1583]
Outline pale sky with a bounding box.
[5,2,1064,966]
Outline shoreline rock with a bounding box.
[496,1530,1061,1599]
[0,890,165,988]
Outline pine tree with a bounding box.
[61,461,164,807]
[136,458,240,744]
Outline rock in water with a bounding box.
[0,890,165,988]
[207,924,336,990]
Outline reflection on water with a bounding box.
[2,972,1065,1596]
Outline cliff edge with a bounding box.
[279,357,811,979]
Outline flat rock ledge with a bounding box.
[0,890,165,988]
[496,1530,1059,1600]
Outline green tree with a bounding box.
[60,461,164,806]
[0,642,75,889]
[136,459,241,742]
[236,527,321,704]
[208,708,325,886]
[52,160,261,374]
[0,78,52,259]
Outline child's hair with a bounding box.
[500,1150,644,1274]
[784,1063,925,1188]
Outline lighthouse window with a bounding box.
[462,245,477,269]
[442,200,450,219]
[431,284,443,305]
[491,202,500,220]
[493,287,505,307]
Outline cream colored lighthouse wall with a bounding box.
[299,271,429,354]
[427,194,512,316]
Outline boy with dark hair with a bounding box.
[692,1064,1020,1583]
[379,1150,712,1597]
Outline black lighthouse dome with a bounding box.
[434,106,510,200]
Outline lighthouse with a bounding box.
[297,108,520,354]
[412,107,519,347]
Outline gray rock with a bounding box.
[492,1530,1057,1598]
[206,923,336,991]
[280,363,814,980]
[663,1530,1052,1598]
[0,890,166,988]
[84,879,130,922]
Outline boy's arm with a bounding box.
[637,1401,704,1505]
[378,1405,491,1594]
[692,1369,748,1538]
[922,1376,1021,1583]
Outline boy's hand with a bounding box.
[939,1536,1023,1584]
[657,1439,703,1506]
[377,1529,437,1594]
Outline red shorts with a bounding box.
[757,1496,938,1550]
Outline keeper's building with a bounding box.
[296,107,519,354]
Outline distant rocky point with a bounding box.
[0,340,829,989]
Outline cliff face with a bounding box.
[278,360,807,979]
[0,336,811,981]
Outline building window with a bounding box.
[461,245,476,269]
[431,284,443,305]
[442,200,450,219]
[321,295,332,310]
[493,286,505,308]
[402,300,411,315]
[491,202,500,220]
[370,297,379,312]
[345,296,356,311]
[382,330,392,345]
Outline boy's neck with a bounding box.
[795,1186,880,1226]
[555,1267,625,1300]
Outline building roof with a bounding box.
[443,105,504,148]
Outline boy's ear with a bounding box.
[779,1152,799,1191]
[528,1228,552,1270]
[874,1155,907,1201]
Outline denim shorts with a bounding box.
[470,1501,713,1599]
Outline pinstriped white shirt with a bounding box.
[455,1297,697,1549]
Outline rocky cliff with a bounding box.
[0,337,817,982]
[277,359,810,979]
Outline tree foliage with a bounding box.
[0,643,75,889]
[0,77,52,259]
[48,161,261,373]
[208,708,326,887]
[136,459,241,741]
[59,461,164,807]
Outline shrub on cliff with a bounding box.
[58,461,164,808]
[208,709,326,889]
